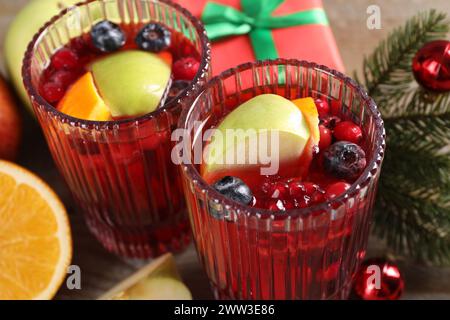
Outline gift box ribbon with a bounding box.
[202,0,329,60]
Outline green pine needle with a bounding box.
[356,9,450,264]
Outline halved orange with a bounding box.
[0,161,72,300]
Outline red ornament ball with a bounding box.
[412,40,450,92]
[352,258,404,300]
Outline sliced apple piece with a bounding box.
[99,253,192,300]
[201,94,311,185]
[91,50,172,117]
[57,72,111,121]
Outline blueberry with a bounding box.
[91,20,126,52]
[135,23,171,52]
[212,176,253,205]
[168,80,190,101]
[323,141,367,180]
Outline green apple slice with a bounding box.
[98,253,192,300]
[92,50,171,117]
[201,94,311,183]
[4,0,81,112]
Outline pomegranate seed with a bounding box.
[333,121,363,144]
[269,182,289,199]
[319,125,332,150]
[268,199,285,211]
[51,48,79,70]
[325,182,351,200]
[283,200,295,210]
[303,182,319,196]
[314,98,330,117]
[173,57,200,81]
[41,81,65,103]
[289,180,306,198]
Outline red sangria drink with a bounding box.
[179,61,385,299]
[22,0,210,258]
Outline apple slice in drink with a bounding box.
[201,94,319,187]
[91,50,172,118]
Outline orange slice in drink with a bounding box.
[292,97,320,146]
[58,72,111,121]
[0,160,72,300]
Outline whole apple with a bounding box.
[4,0,81,113]
[0,75,22,161]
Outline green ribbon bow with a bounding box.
[201,0,329,60]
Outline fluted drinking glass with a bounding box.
[23,0,211,258]
[179,60,386,299]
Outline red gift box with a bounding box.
[173,0,344,74]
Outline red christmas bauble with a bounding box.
[412,40,450,92]
[352,258,404,300]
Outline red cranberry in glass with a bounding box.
[333,121,363,144]
[173,57,200,81]
[49,70,77,88]
[412,40,450,92]
[41,81,65,103]
[319,125,332,150]
[330,99,342,115]
[320,115,341,129]
[51,48,79,70]
[325,182,351,200]
[314,98,330,117]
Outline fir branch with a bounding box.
[356,9,450,263]
[360,10,449,102]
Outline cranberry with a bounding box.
[314,98,330,117]
[41,81,65,103]
[50,70,76,88]
[51,48,79,70]
[333,121,363,144]
[319,125,332,150]
[71,37,89,54]
[320,116,341,129]
[173,57,200,81]
[330,100,342,115]
[325,182,351,200]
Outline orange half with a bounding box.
[0,160,72,300]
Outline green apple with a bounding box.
[98,253,192,300]
[92,50,171,117]
[4,0,81,112]
[202,94,311,182]
[126,277,192,300]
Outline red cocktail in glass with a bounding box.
[23,0,210,258]
[179,60,385,299]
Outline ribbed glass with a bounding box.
[22,0,211,259]
[179,60,386,299]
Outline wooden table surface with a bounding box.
[1,0,450,300]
